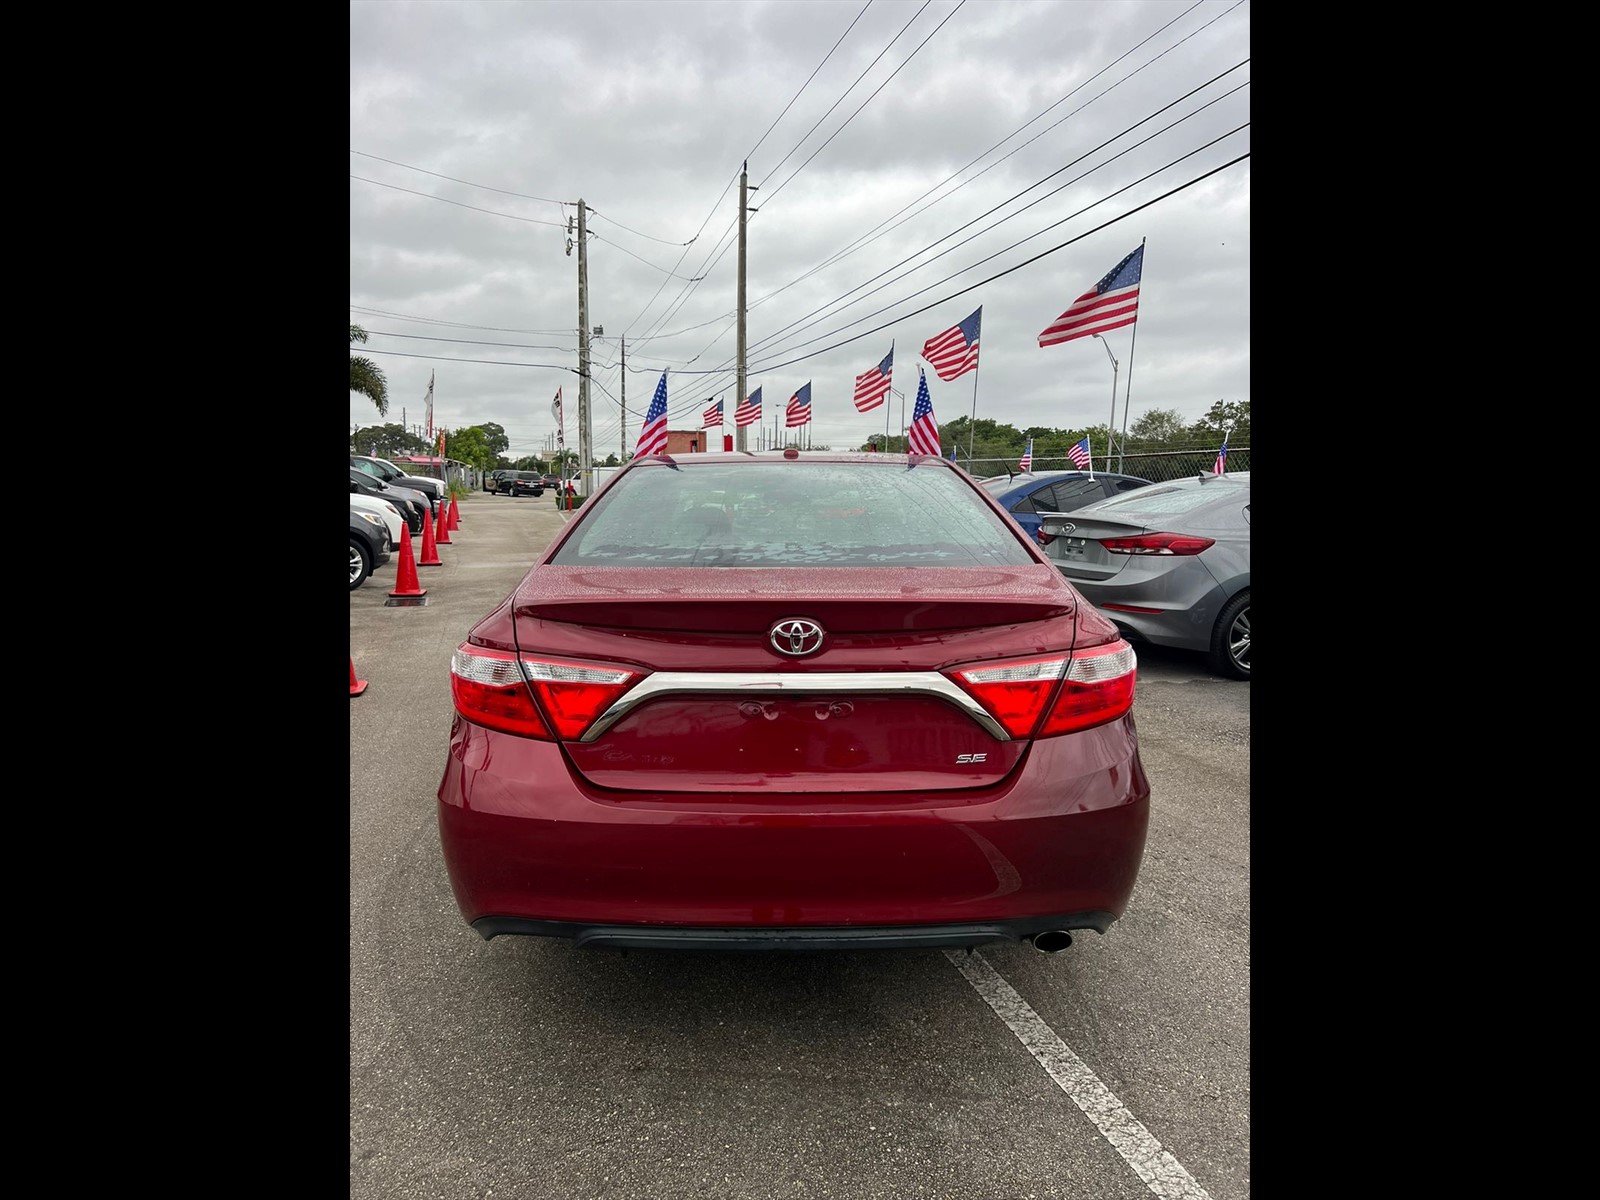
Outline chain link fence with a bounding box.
[958,445,1249,483]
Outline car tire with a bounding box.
[1208,590,1250,680]
[350,538,373,590]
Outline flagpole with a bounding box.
[1119,237,1146,473]
[967,360,980,472]
[886,341,894,449]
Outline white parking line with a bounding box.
[945,949,1213,1200]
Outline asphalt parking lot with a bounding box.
[350,492,1250,1200]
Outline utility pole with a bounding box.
[736,162,757,452]
[620,337,627,463]
[576,199,592,495]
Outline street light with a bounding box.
[1092,334,1118,473]
[889,386,906,452]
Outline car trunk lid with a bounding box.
[512,565,1079,796]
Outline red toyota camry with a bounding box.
[438,451,1150,954]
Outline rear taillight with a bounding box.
[1035,527,1056,547]
[449,644,641,741]
[949,641,1136,738]
[450,647,552,739]
[520,657,641,740]
[1036,642,1137,736]
[1101,532,1214,555]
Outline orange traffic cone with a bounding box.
[350,658,369,697]
[447,495,461,530]
[418,508,442,566]
[435,497,453,545]
[388,522,427,598]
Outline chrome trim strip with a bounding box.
[583,671,1008,742]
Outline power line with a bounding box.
[757,0,963,211]
[621,1,930,346]
[744,0,876,163]
[748,0,1227,310]
[349,306,576,335]
[349,176,568,227]
[349,151,567,205]
[757,0,935,190]
[747,78,1251,359]
[754,154,1251,376]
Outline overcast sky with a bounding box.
[350,0,1249,464]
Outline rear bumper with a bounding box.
[1056,568,1227,654]
[472,913,1115,950]
[437,714,1150,938]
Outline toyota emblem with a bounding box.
[770,618,825,657]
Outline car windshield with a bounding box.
[551,461,1035,567]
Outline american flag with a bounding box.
[703,397,723,428]
[1066,435,1091,469]
[635,372,668,457]
[922,307,981,381]
[734,386,762,427]
[853,346,893,412]
[907,369,941,457]
[785,382,812,428]
[1019,438,1033,472]
[1038,245,1143,347]
[1213,432,1229,475]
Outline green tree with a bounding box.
[1129,408,1189,445]
[1188,399,1249,445]
[472,422,510,458]
[446,427,494,472]
[353,423,427,458]
[349,325,388,416]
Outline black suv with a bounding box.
[495,470,544,497]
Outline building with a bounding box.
[663,429,728,455]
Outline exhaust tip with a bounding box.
[1029,930,1073,954]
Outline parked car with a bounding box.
[349,492,404,549]
[494,470,544,497]
[350,469,428,536]
[438,452,1150,954]
[351,455,444,514]
[979,470,1153,543]
[350,505,392,590]
[1039,472,1249,680]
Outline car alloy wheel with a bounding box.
[350,538,372,590]
[1208,591,1249,680]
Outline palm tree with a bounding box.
[350,325,389,416]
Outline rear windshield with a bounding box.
[551,461,1035,567]
[1089,480,1246,516]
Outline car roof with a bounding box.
[1070,471,1249,515]
[979,469,1149,496]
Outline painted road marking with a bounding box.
[945,949,1214,1200]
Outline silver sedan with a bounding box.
[1039,472,1250,679]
